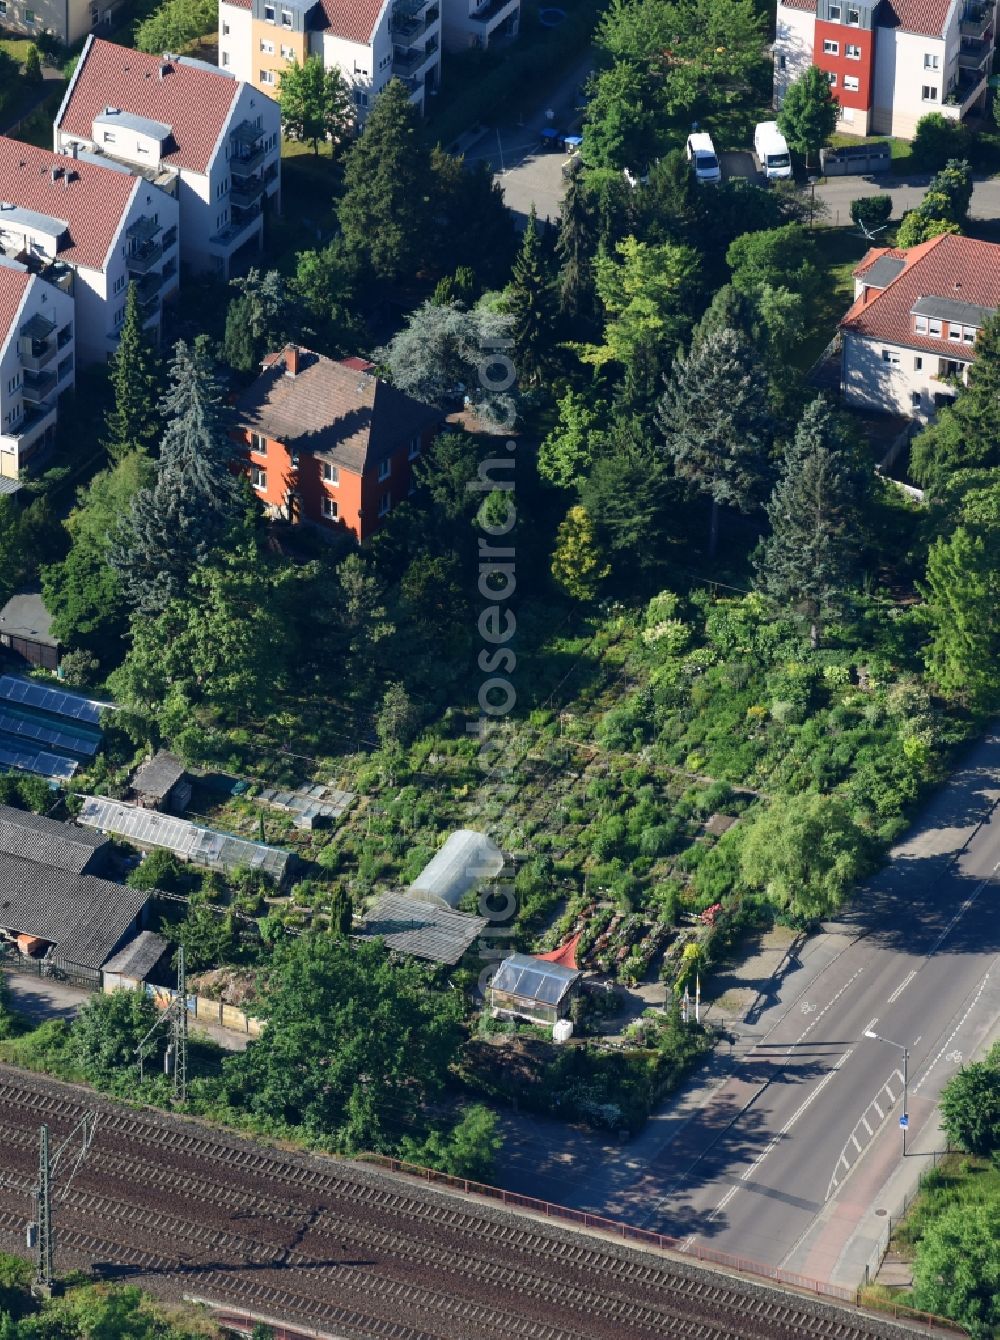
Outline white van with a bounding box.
[686,131,722,185]
[754,122,792,180]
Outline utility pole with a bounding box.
[864,1028,909,1155]
[29,1113,96,1296]
[172,945,188,1105]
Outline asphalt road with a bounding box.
[619,727,1000,1285]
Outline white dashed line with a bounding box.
[785,967,867,1057]
[887,969,917,1005]
[913,964,994,1094]
[872,1100,884,1121]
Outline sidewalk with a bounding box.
[2,968,250,1052]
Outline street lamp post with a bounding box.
[807,176,818,229]
[864,1029,909,1155]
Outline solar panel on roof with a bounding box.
[0,742,77,781]
[0,709,99,757]
[0,676,106,727]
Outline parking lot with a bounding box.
[719,149,764,185]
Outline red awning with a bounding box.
[534,934,580,971]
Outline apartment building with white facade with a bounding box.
[0,136,178,367]
[0,0,127,46]
[54,37,281,277]
[441,0,519,50]
[0,259,75,482]
[774,0,996,138]
[218,0,443,119]
[840,233,1000,418]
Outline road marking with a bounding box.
[851,1134,862,1152]
[861,1116,872,1135]
[929,863,999,955]
[914,964,994,1094]
[826,1066,904,1200]
[785,967,867,1056]
[710,1049,853,1222]
[872,1100,884,1120]
[887,970,916,1005]
[885,1086,896,1104]
[862,1016,878,1037]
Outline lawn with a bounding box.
[0,37,33,65]
[792,224,869,371]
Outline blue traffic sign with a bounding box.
[899,1114,909,1129]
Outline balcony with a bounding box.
[230,177,265,210]
[392,45,424,73]
[958,37,991,69]
[20,340,56,372]
[1,401,57,448]
[126,214,162,245]
[231,144,270,177]
[210,205,263,249]
[469,0,519,24]
[162,225,178,252]
[21,368,57,405]
[392,4,438,41]
[960,4,992,36]
[126,240,163,274]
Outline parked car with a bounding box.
[685,131,722,185]
[754,121,793,181]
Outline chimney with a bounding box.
[159,62,171,78]
[70,141,79,159]
[50,165,61,183]
[285,345,300,377]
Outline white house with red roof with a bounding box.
[53,37,281,278]
[0,136,178,367]
[774,0,996,137]
[840,233,1000,417]
[218,0,446,120]
[0,258,75,483]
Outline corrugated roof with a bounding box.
[233,346,441,474]
[490,952,581,1006]
[842,233,1000,353]
[0,804,107,875]
[408,830,505,910]
[102,929,169,980]
[58,38,242,176]
[360,892,487,965]
[0,851,148,971]
[0,136,137,272]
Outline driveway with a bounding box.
[814,169,1000,227]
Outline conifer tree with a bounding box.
[104,282,161,464]
[338,79,430,283]
[754,398,863,648]
[507,205,557,386]
[556,166,599,330]
[657,326,771,555]
[110,341,246,614]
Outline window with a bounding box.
[24,7,35,20]
[946,322,962,341]
[222,19,230,34]
[113,273,126,294]
[280,44,294,57]
[778,53,786,70]
[252,466,267,490]
[913,356,923,371]
[847,6,860,21]
[321,497,338,520]
[281,7,292,23]
[923,52,939,69]
[823,38,839,53]
[221,51,230,66]
[322,461,339,484]
[922,85,938,101]
[408,436,420,460]
[827,71,837,86]
[378,490,391,516]
[829,3,841,16]
[911,391,922,408]
[963,326,976,344]
[250,432,267,455]
[846,42,861,57]
[259,69,275,85]
[844,74,859,91]
[6,374,20,394]
[114,306,125,327]
[0,3,7,15]
[264,3,275,18]
[929,318,942,337]
[103,131,116,144]
[915,315,928,334]
[260,39,274,53]
[881,348,900,366]
[378,457,391,481]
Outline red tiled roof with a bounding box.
[0,265,31,354]
[778,0,816,11]
[841,233,1000,353]
[880,0,951,36]
[222,0,252,7]
[233,345,441,473]
[57,38,241,176]
[0,137,137,271]
[310,0,386,44]
[853,246,901,277]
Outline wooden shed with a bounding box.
[0,592,59,671]
[130,751,192,814]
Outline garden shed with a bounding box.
[408,829,505,910]
[130,751,192,814]
[489,952,582,1026]
[360,892,487,965]
[0,592,59,671]
[102,931,170,992]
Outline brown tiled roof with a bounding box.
[778,0,816,11]
[0,137,137,271]
[310,0,387,44]
[57,38,241,176]
[233,346,442,473]
[0,265,30,354]
[841,233,1000,353]
[880,0,951,35]
[222,0,252,7]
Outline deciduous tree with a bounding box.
[920,524,999,709]
[740,793,865,922]
[777,65,839,167]
[940,1045,1000,1155]
[551,504,610,600]
[911,1202,1000,1338]
[585,236,699,371]
[278,56,354,156]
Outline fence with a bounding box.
[141,983,264,1038]
[184,1298,341,1340]
[0,946,99,992]
[358,1155,967,1333]
[862,1146,951,1287]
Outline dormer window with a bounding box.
[963,326,976,344]
[928,318,942,337]
[915,315,928,334]
[948,322,962,342]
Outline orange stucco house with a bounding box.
[232,345,443,542]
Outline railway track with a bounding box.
[0,1068,944,1340]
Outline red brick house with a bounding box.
[232,345,442,542]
